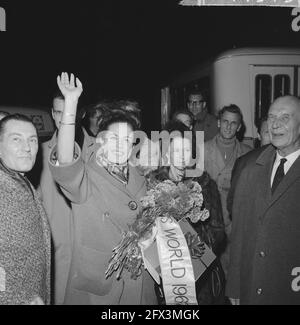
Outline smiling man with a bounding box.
[226,95,300,305]
[0,114,51,305]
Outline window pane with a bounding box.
[274,75,290,99]
[171,87,185,113]
[255,74,272,128]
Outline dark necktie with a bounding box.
[271,158,287,194]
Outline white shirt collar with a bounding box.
[275,148,300,166]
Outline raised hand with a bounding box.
[57,72,83,101]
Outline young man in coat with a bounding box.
[204,104,251,277]
[226,95,300,305]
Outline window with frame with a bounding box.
[255,74,272,128]
[274,74,290,99]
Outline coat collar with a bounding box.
[47,131,57,149]
[210,135,245,170]
[88,149,145,199]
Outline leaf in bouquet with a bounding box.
[105,230,140,279]
[116,253,129,280]
[123,244,144,280]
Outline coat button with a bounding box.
[256,288,263,295]
[259,251,266,258]
[128,201,138,210]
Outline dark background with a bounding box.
[0,0,300,131]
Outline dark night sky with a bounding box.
[1,0,300,130]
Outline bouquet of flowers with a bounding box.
[105,178,210,280]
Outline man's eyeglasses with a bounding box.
[188,100,205,105]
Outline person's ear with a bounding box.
[203,101,207,110]
[51,108,55,120]
[237,124,241,132]
[217,119,221,128]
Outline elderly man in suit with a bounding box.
[227,117,272,220]
[226,95,300,305]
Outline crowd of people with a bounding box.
[0,73,299,305]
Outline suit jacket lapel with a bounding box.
[225,139,240,169]
[255,145,276,219]
[210,137,226,172]
[256,146,300,219]
[47,132,57,150]
[270,155,300,205]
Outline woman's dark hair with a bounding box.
[163,120,197,163]
[218,104,243,123]
[116,100,141,128]
[97,105,140,135]
[171,110,194,124]
[0,114,37,139]
[164,120,190,135]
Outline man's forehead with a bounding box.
[4,120,36,135]
[53,97,65,110]
[270,97,300,115]
[221,111,240,121]
[102,129,133,138]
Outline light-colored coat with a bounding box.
[39,130,94,304]
[226,145,300,304]
[49,143,157,305]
